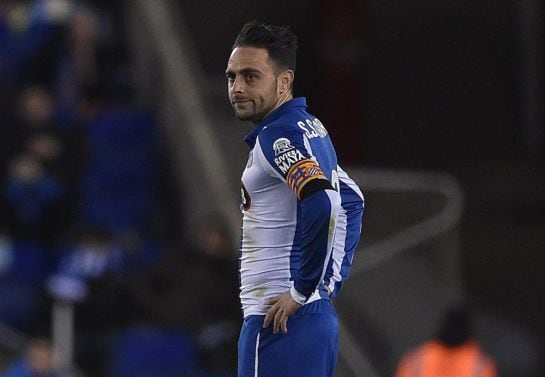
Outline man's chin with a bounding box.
[234,111,256,122]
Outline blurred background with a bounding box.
[0,0,543,376]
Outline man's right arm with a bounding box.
[324,166,364,298]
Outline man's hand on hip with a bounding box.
[263,291,302,334]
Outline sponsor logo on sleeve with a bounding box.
[272,138,306,175]
[273,138,294,156]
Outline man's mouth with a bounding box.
[233,98,252,105]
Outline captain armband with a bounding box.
[286,159,334,200]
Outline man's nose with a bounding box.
[231,76,244,93]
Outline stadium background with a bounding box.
[0,0,543,376]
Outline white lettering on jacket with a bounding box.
[274,149,305,174]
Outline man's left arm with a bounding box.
[264,177,340,334]
[258,125,340,334]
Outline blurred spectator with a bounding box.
[394,305,497,377]
[0,1,173,376]
[47,226,126,303]
[131,218,241,376]
[13,84,85,177]
[1,85,57,168]
[54,3,104,126]
[46,226,154,376]
[25,133,63,170]
[2,337,64,377]
[1,154,64,243]
[17,85,55,128]
[0,0,72,89]
[0,84,85,243]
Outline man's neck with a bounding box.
[253,93,294,126]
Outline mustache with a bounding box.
[231,95,253,103]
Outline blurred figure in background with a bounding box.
[1,84,84,245]
[0,1,161,376]
[0,0,72,91]
[1,154,64,244]
[2,338,64,377]
[394,305,497,377]
[46,226,138,377]
[2,84,59,171]
[13,84,85,183]
[131,218,240,376]
[47,227,127,304]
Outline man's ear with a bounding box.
[278,70,295,94]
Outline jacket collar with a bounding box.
[243,97,307,148]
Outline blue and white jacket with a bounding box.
[239,97,364,317]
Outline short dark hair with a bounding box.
[437,305,472,347]
[232,21,298,72]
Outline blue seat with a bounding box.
[108,328,199,377]
[0,241,48,330]
[80,108,157,233]
[0,282,42,330]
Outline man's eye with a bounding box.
[246,74,256,81]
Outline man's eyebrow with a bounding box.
[240,68,261,75]
[225,68,262,76]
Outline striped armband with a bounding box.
[286,159,330,200]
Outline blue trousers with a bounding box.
[237,299,339,377]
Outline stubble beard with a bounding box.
[232,82,280,124]
[233,101,257,122]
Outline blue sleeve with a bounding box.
[331,182,364,297]
[258,123,310,178]
[258,124,331,200]
[292,189,340,301]
[323,169,365,298]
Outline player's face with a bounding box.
[226,46,289,123]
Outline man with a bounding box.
[394,306,497,377]
[226,21,364,377]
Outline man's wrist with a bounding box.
[290,287,307,305]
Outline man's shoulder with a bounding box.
[257,119,305,146]
[259,107,321,138]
